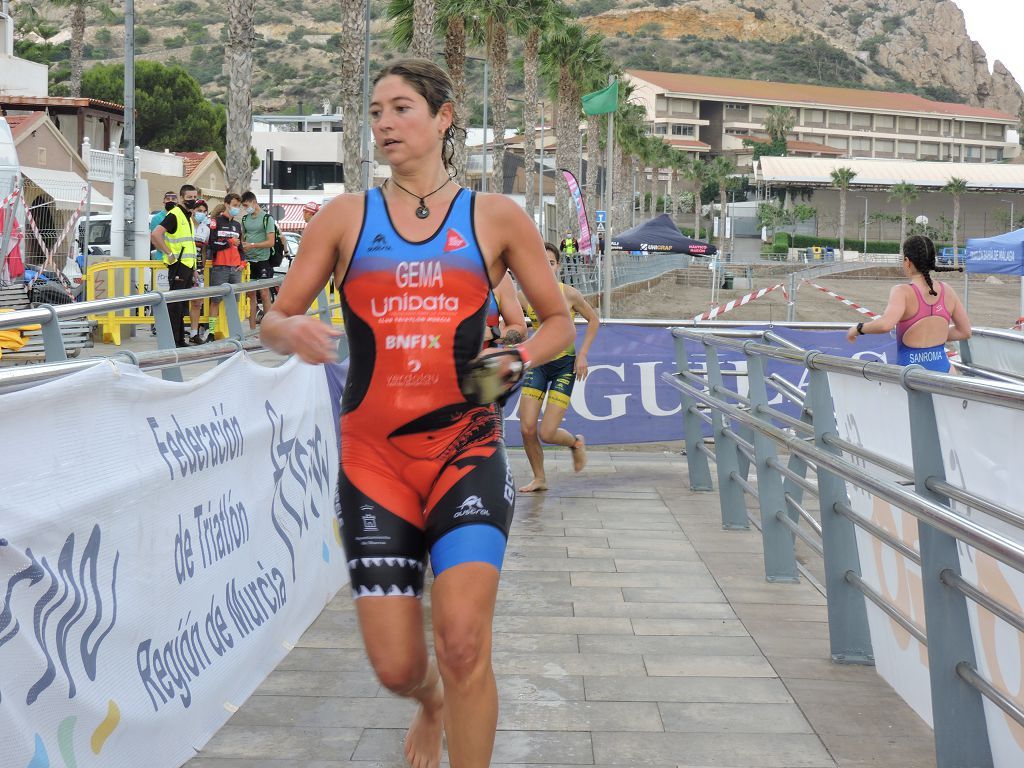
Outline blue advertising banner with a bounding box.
[965,229,1024,276]
[322,328,896,447]
[501,325,896,446]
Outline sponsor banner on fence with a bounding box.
[501,325,895,446]
[827,375,932,725]
[933,393,1024,766]
[0,355,347,768]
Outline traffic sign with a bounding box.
[596,222,606,232]
[595,210,607,223]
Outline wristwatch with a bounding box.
[856,322,865,335]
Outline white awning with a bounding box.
[19,166,113,211]
[756,156,1024,192]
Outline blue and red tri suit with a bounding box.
[337,186,514,598]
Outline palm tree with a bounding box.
[517,0,564,222]
[612,104,645,231]
[50,0,89,96]
[707,155,737,255]
[887,181,918,245]
[225,0,256,194]
[943,176,969,267]
[763,105,795,153]
[830,166,857,254]
[541,23,607,233]
[678,154,708,239]
[339,0,367,192]
[411,0,436,58]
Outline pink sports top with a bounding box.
[896,282,951,346]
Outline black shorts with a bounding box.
[248,260,274,280]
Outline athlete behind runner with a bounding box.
[484,270,527,350]
[260,58,573,768]
[517,242,600,493]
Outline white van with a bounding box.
[77,213,113,258]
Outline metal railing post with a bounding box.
[704,342,748,529]
[744,347,798,582]
[673,336,712,491]
[806,362,873,664]
[39,305,68,363]
[151,295,183,382]
[222,287,245,340]
[905,375,994,768]
[316,288,332,325]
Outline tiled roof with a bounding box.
[3,112,47,140]
[174,151,213,177]
[666,138,711,150]
[627,70,1016,121]
[0,95,125,114]
[758,156,1024,190]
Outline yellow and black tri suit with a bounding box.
[521,283,578,409]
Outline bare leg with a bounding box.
[189,299,202,337]
[517,394,547,492]
[431,562,501,768]
[537,401,585,471]
[356,596,444,768]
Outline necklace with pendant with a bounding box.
[388,174,453,219]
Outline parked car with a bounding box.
[274,231,302,276]
[938,246,957,265]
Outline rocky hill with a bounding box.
[576,0,1024,117]
[10,0,1024,121]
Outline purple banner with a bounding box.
[560,168,593,259]
[501,325,896,446]
[323,328,897,447]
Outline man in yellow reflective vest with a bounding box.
[151,184,199,347]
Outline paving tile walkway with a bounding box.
[186,448,935,768]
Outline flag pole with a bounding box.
[602,75,615,319]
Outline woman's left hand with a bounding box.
[846,325,859,343]
[575,353,589,381]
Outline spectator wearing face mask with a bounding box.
[150,184,200,347]
[150,191,178,260]
[239,190,275,330]
[206,193,245,339]
[186,199,212,345]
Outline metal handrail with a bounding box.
[672,329,1024,411]
[835,502,921,564]
[729,470,758,498]
[754,403,814,434]
[846,571,928,645]
[663,370,1024,573]
[941,570,1024,636]
[926,478,1024,531]
[0,276,288,332]
[957,662,1024,728]
[697,442,716,463]
[822,433,914,480]
[776,510,824,556]
[767,373,808,408]
[767,456,819,497]
[784,493,823,536]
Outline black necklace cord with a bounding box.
[387,173,454,219]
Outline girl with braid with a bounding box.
[847,234,971,372]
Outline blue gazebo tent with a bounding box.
[964,228,1024,275]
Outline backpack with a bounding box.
[263,213,287,268]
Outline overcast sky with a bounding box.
[953,0,1024,84]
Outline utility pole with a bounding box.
[123,0,136,258]
[360,0,371,189]
[601,75,615,319]
[481,58,489,193]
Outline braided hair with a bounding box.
[902,235,938,296]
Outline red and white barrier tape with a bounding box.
[693,283,785,322]
[801,280,879,318]
[0,185,19,211]
[23,189,87,269]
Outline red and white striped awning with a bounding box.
[274,203,306,232]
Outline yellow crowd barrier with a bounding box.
[84,260,342,344]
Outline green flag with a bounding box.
[582,81,618,116]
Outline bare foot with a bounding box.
[518,478,548,493]
[570,435,587,473]
[404,684,443,768]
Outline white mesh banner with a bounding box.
[0,354,346,767]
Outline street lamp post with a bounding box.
[539,99,545,236]
[856,195,868,255]
[1001,198,1016,231]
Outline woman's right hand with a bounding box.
[262,313,344,364]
